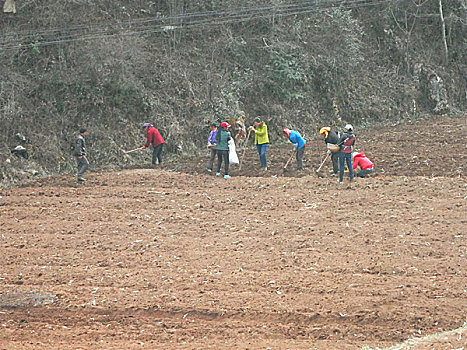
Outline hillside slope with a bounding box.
[1,1,466,185]
[0,115,465,349]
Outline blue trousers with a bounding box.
[256,144,268,168]
[339,152,354,182]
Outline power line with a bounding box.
[0,0,351,37]
[0,0,394,41]
[0,0,396,48]
[4,0,396,38]
[0,0,400,52]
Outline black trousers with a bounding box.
[331,151,339,174]
[216,150,229,175]
[76,156,89,178]
[152,144,164,164]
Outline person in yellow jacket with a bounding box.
[248,117,270,170]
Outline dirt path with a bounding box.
[0,115,466,349]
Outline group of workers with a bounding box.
[73,119,374,183]
[319,125,374,182]
[205,118,374,181]
[73,123,166,182]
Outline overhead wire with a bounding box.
[4,0,394,38]
[0,0,393,41]
[0,0,401,52]
[0,0,344,37]
[0,0,312,44]
[0,0,395,48]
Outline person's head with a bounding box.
[344,124,353,132]
[220,121,231,129]
[253,117,261,127]
[209,122,217,130]
[319,127,330,138]
[79,128,87,135]
[352,152,359,159]
[283,128,291,137]
[142,123,152,129]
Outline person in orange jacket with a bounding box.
[352,152,374,178]
[142,123,165,165]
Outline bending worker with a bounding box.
[283,128,306,171]
[142,123,165,165]
[352,152,374,178]
[319,127,340,175]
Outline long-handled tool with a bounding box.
[316,153,330,172]
[239,129,252,171]
[124,147,144,154]
[283,150,295,171]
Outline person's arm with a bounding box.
[142,130,152,149]
[337,133,346,146]
[352,157,359,170]
[289,133,298,147]
[75,137,84,157]
[256,124,267,138]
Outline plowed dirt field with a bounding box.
[1,115,466,349]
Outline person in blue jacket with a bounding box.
[283,128,306,171]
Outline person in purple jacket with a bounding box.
[283,128,306,171]
[206,122,217,172]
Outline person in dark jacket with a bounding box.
[337,124,356,183]
[74,127,89,182]
[215,122,232,178]
[142,123,165,165]
[319,127,340,175]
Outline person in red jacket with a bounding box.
[352,152,374,178]
[142,123,165,165]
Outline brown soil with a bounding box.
[1,115,466,350]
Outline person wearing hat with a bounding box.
[337,124,356,183]
[142,123,165,165]
[248,117,269,170]
[74,127,89,182]
[283,128,306,171]
[319,127,340,175]
[206,122,218,172]
[234,117,247,147]
[352,151,374,178]
[215,122,232,178]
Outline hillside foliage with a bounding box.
[0,0,465,185]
